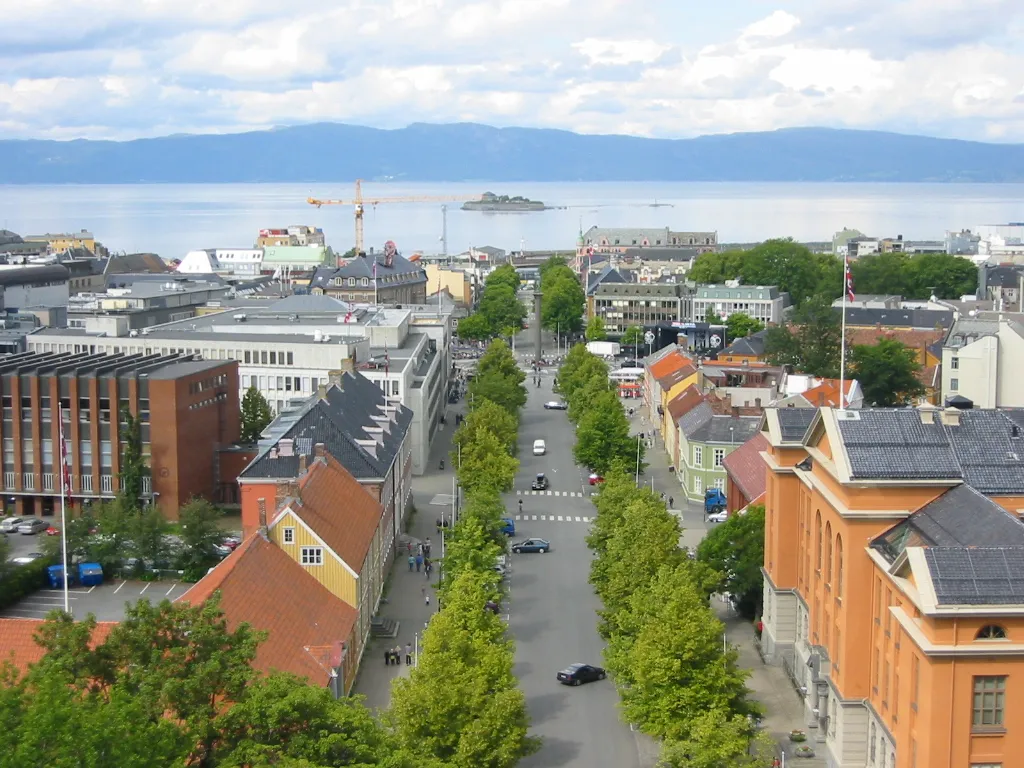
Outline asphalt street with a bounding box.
[506,372,651,768]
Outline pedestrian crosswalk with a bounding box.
[515,490,586,497]
[513,514,591,524]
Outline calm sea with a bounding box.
[0,181,1022,259]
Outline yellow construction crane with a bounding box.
[308,179,484,256]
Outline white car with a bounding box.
[1,516,32,533]
[706,510,729,524]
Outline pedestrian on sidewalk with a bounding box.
[417,543,424,556]
[424,538,431,556]
[425,592,431,607]
[415,554,423,572]
[408,554,415,571]
[407,541,412,555]
[669,496,674,508]
[385,647,391,666]
[405,643,413,665]
[424,559,431,577]
[393,646,401,665]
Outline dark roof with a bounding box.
[720,328,769,358]
[586,266,628,296]
[872,485,1024,563]
[679,400,714,437]
[104,253,170,275]
[776,407,816,442]
[0,265,69,286]
[239,372,412,481]
[841,306,953,330]
[309,251,426,289]
[981,264,1024,289]
[688,414,760,444]
[924,547,1024,606]
[836,408,1024,493]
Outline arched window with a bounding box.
[977,625,1008,640]
[347,277,355,287]
[361,277,369,287]
[825,522,833,584]
[836,535,845,597]
[816,511,823,572]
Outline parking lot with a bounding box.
[0,578,194,621]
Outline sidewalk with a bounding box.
[354,401,467,713]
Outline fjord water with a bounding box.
[0,181,1021,259]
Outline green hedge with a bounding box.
[0,557,55,611]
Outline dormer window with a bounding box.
[361,277,369,287]
[977,625,1007,640]
[347,277,355,287]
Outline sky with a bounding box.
[1,0,1022,142]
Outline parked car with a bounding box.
[1,516,33,534]
[221,535,242,551]
[543,401,568,410]
[18,518,50,535]
[499,518,516,536]
[707,510,729,523]
[588,473,605,486]
[532,439,546,456]
[511,538,550,554]
[531,473,550,491]
[557,663,606,686]
[10,552,44,565]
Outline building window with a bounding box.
[348,277,355,287]
[836,535,844,597]
[825,522,833,585]
[283,527,294,544]
[950,356,959,370]
[693,476,702,494]
[361,277,369,287]
[977,625,1007,640]
[300,546,323,566]
[911,655,919,709]
[816,511,822,572]
[950,378,958,390]
[972,676,1006,729]
[713,448,725,467]
[713,477,724,490]
[693,446,702,465]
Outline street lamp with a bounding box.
[635,434,642,485]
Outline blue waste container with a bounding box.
[77,562,103,587]
[47,565,76,589]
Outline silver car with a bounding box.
[0,516,30,533]
[18,518,50,535]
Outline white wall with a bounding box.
[3,282,69,311]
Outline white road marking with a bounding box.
[583,517,591,523]
[575,516,582,522]
[165,584,178,596]
[139,583,151,595]
[540,515,547,521]
[557,516,564,522]
[515,515,522,520]
[113,581,126,594]
[86,586,96,594]
[532,515,538,521]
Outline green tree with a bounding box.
[439,516,503,599]
[457,429,519,495]
[469,340,526,415]
[573,391,640,475]
[659,709,772,768]
[538,255,568,286]
[118,407,146,508]
[704,308,723,324]
[453,398,518,461]
[483,263,522,294]
[764,294,842,378]
[585,315,608,341]
[905,252,977,299]
[621,325,644,356]
[850,338,925,406]
[240,385,274,444]
[849,251,909,297]
[696,505,765,619]
[457,312,492,341]
[214,672,393,767]
[541,265,585,335]
[724,313,764,343]
[177,497,226,581]
[477,284,526,338]
[127,505,171,573]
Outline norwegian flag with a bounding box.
[844,256,855,302]
[343,311,352,323]
[58,408,72,496]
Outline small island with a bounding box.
[462,192,548,212]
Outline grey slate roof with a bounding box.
[720,328,769,358]
[240,372,412,481]
[776,407,816,443]
[309,251,426,289]
[924,547,1024,606]
[688,414,760,444]
[836,408,1024,493]
[842,307,953,330]
[872,485,1024,563]
[586,266,628,296]
[679,401,714,438]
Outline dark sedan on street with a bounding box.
[511,538,550,554]
[531,473,550,491]
[543,400,568,410]
[557,663,606,686]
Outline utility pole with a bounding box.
[440,205,448,261]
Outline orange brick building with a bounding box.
[760,403,1024,768]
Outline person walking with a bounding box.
[417,543,424,556]
[405,643,413,665]
[669,496,674,508]
[518,499,523,515]
[415,554,423,572]
[425,591,431,607]
[385,647,391,665]
[408,554,415,571]
[424,538,431,557]
[393,646,401,665]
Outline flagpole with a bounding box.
[839,255,849,411]
[58,407,70,614]
[373,258,378,307]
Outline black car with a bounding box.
[557,663,606,686]
[531,473,550,491]
[511,538,550,554]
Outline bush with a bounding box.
[0,557,55,611]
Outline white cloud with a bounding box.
[0,1,1022,141]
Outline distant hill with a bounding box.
[1,122,1023,183]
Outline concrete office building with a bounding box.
[26,295,453,476]
[0,351,239,519]
[691,284,788,324]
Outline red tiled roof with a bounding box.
[846,327,944,351]
[650,351,691,381]
[657,362,698,389]
[177,533,357,686]
[800,379,856,408]
[706,391,762,416]
[667,385,705,422]
[289,455,383,572]
[0,618,116,677]
[722,433,769,503]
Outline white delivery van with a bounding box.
[533,439,546,456]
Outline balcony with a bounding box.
[80,474,93,493]
[142,476,152,495]
[42,473,55,492]
[100,475,114,494]
[3,472,14,488]
[22,473,35,491]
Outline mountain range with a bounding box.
[1,123,1024,184]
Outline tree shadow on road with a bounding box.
[508,618,547,642]
[519,736,581,768]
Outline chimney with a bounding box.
[755,397,762,408]
[818,392,825,407]
[317,383,328,399]
[918,404,937,424]
[277,438,294,457]
[257,497,268,536]
[731,405,739,418]
[940,407,961,427]
[314,442,327,463]
[275,479,300,508]
[298,453,308,476]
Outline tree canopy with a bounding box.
[724,313,764,343]
[851,251,977,300]
[850,337,925,406]
[696,505,766,619]
[585,315,608,341]
[469,339,527,415]
[240,386,274,444]
[540,259,585,335]
[763,294,842,378]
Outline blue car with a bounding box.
[500,518,516,536]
